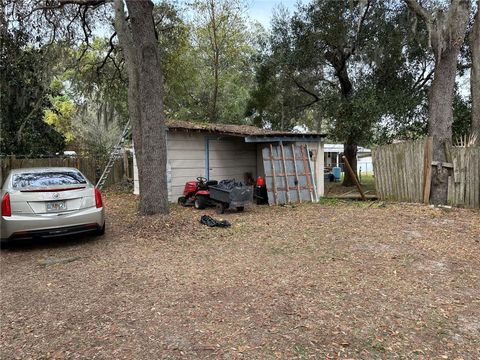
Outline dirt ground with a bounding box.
[1,193,479,359]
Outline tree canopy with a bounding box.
[0,0,478,205]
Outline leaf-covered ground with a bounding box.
[1,193,479,359]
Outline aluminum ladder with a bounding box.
[96,120,131,189]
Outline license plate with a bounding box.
[46,201,66,212]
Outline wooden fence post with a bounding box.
[422,137,433,204]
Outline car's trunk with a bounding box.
[10,186,95,215]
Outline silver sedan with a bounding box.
[1,167,105,244]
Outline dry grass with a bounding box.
[1,193,479,359]
[324,174,376,198]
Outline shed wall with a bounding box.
[207,138,257,183]
[168,132,205,201]
[134,131,258,202]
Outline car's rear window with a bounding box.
[12,171,87,189]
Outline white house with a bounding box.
[323,143,373,174]
[133,120,326,203]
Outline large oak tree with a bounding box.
[113,0,168,215]
[249,1,434,187]
[23,0,170,214]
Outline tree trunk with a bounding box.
[208,0,219,123]
[127,0,169,215]
[406,0,470,204]
[113,0,144,207]
[428,48,459,204]
[428,1,470,204]
[114,0,169,215]
[471,1,480,143]
[330,53,358,187]
[210,51,219,122]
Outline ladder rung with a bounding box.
[96,120,131,188]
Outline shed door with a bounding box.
[207,138,257,182]
[262,143,317,205]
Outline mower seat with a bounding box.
[206,180,218,186]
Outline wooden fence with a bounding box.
[372,138,427,203]
[372,138,480,208]
[0,155,133,188]
[448,146,480,208]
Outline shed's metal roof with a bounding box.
[166,120,326,139]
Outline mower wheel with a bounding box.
[178,197,187,206]
[215,202,226,214]
[194,196,207,209]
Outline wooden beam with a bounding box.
[274,186,314,191]
[263,157,296,161]
[301,145,314,202]
[269,144,278,205]
[291,144,302,203]
[431,161,453,168]
[342,155,366,201]
[280,143,291,204]
[423,137,433,204]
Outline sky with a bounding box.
[246,0,298,28]
[245,0,470,97]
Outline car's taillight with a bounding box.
[94,188,103,208]
[1,192,11,217]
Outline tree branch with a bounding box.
[95,31,117,76]
[348,0,372,57]
[291,77,321,109]
[76,5,92,63]
[404,0,432,23]
[413,68,434,91]
[108,55,125,83]
[65,5,83,39]
[16,92,47,145]
[296,97,320,110]
[33,0,107,11]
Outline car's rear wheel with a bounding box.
[96,222,105,236]
[0,239,10,248]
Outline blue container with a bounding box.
[332,167,341,181]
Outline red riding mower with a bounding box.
[177,177,218,209]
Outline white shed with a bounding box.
[133,120,326,203]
